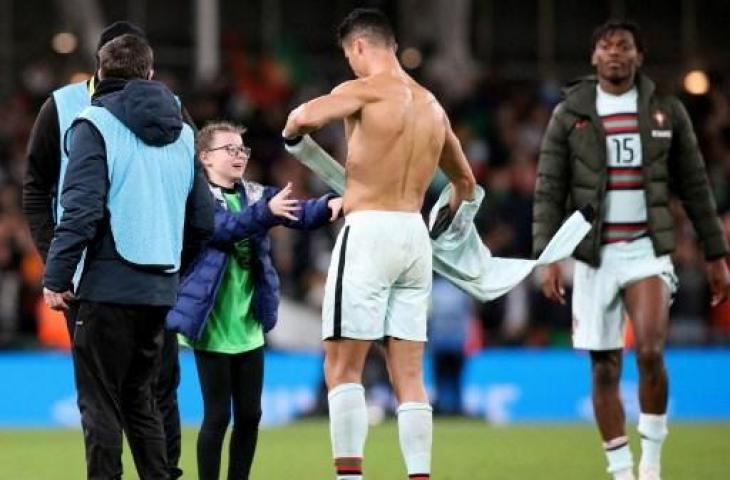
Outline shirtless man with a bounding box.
[283,8,475,480]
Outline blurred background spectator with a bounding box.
[428,275,475,414]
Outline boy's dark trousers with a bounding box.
[72,301,170,480]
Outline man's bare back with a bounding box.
[339,72,446,214]
[282,14,474,217]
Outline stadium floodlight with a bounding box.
[400,47,423,70]
[51,32,78,54]
[683,70,709,95]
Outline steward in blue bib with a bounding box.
[43,77,212,306]
[38,29,211,480]
[24,20,148,264]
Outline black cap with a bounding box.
[97,21,146,52]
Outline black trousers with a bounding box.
[67,302,182,479]
[156,329,183,479]
[72,301,169,480]
[63,300,80,339]
[194,347,264,480]
[433,351,465,415]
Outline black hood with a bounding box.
[94,79,182,146]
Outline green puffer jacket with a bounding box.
[533,74,728,267]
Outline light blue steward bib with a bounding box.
[52,81,90,288]
[75,105,194,273]
[53,81,89,222]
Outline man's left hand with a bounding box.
[706,258,730,306]
[43,287,75,311]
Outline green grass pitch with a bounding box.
[1,419,729,479]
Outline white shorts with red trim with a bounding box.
[572,237,677,350]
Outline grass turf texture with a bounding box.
[1,419,728,479]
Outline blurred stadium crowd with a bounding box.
[1,16,730,355]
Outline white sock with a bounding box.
[638,413,668,470]
[397,402,433,478]
[328,383,368,479]
[604,436,634,478]
[614,469,636,480]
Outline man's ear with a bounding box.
[636,52,644,69]
[97,68,104,80]
[355,37,365,55]
[147,69,155,80]
[590,50,598,68]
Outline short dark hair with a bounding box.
[591,20,645,54]
[337,8,395,47]
[98,34,153,80]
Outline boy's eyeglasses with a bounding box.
[206,144,251,159]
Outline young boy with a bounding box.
[167,121,341,480]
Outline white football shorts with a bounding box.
[322,210,432,342]
[572,237,677,350]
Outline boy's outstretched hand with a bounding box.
[268,182,301,221]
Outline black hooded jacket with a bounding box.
[43,78,213,306]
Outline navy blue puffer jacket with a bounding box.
[166,180,335,339]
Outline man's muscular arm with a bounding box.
[438,114,476,213]
[283,81,367,138]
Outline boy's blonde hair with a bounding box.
[196,121,247,154]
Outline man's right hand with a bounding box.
[540,262,566,305]
[282,105,305,139]
[43,287,74,311]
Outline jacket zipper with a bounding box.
[639,99,654,251]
